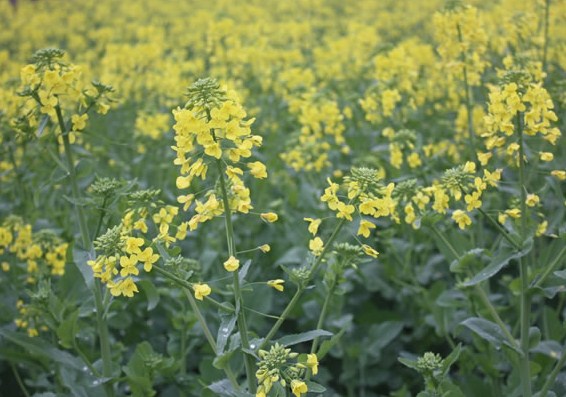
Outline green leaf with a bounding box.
[366,321,403,358]
[73,247,96,289]
[216,313,237,355]
[238,260,252,284]
[138,280,160,311]
[531,340,562,360]
[317,327,346,360]
[462,240,533,287]
[441,343,462,376]
[206,379,254,397]
[398,357,419,371]
[305,381,326,393]
[459,317,521,354]
[450,248,485,274]
[275,329,332,347]
[56,309,79,349]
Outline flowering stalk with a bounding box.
[260,218,347,349]
[55,105,115,397]
[215,157,256,393]
[516,113,532,397]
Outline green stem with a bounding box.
[533,246,566,289]
[540,346,566,397]
[153,265,233,313]
[311,281,335,356]
[477,208,521,250]
[10,362,31,397]
[94,196,109,239]
[260,218,347,349]
[55,105,114,397]
[517,113,532,397]
[456,22,476,154]
[181,288,217,352]
[215,159,256,393]
[431,225,519,349]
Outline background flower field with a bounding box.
[0,0,565,396]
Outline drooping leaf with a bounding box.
[459,317,521,354]
[275,329,332,347]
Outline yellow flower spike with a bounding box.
[290,379,308,397]
[260,212,278,223]
[224,256,240,272]
[248,161,268,179]
[259,244,271,253]
[362,244,379,258]
[267,279,284,292]
[309,237,324,256]
[306,353,319,375]
[357,220,376,238]
[303,218,321,235]
[452,210,472,230]
[193,283,212,301]
[526,194,540,207]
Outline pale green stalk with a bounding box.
[516,113,532,397]
[260,218,347,349]
[55,105,114,397]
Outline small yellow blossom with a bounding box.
[291,379,308,397]
[551,170,566,180]
[248,161,268,179]
[260,212,278,223]
[306,353,319,375]
[505,208,521,219]
[259,244,271,253]
[267,279,284,292]
[193,283,211,300]
[452,210,472,230]
[540,152,554,162]
[309,237,324,256]
[525,194,540,207]
[362,244,379,258]
[224,256,240,272]
[304,218,321,235]
[357,220,376,238]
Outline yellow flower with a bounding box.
[306,353,319,375]
[304,218,321,235]
[452,210,472,230]
[259,244,271,253]
[290,379,308,397]
[138,247,159,272]
[362,244,379,258]
[71,113,88,131]
[309,237,324,256]
[193,283,211,300]
[260,212,278,223]
[526,194,540,207]
[267,279,284,292]
[505,208,521,219]
[224,256,240,272]
[125,237,144,254]
[119,255,139,277]
[248,161,268,179]
[357,220,376,238]
[540,152,554,162]
[551,170,566,180]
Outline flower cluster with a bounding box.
[255,343,318,397]
[0,216,68,283]
[172,78,267,231]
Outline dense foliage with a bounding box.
[0,1,565,396]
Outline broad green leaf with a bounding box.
[317,327,346,360]
[276,329,332,347]
[216,313,237,355]
[450,248,484,274]
[459,317,521,354]
[138,280,160,311]
[462,240,533,287]
[366,321,403,358]
[531,340,562,360]
[56,309,80,349]
[305,381,326,393]
[398,357,419,371]
[206,379,254,397]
